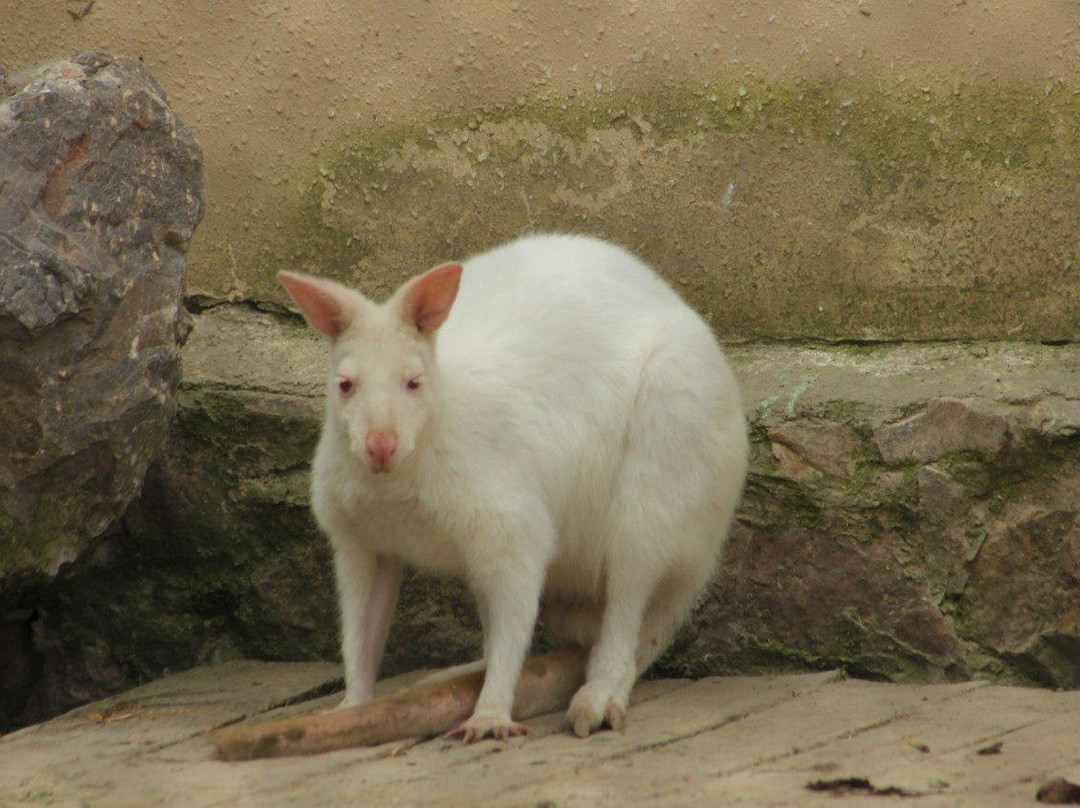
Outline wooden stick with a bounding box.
[210,649,587,761]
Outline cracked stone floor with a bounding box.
[2,661,1079,806]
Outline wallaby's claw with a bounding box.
[443,715,533,744]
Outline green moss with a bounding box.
[176,389,320,475]
[283,189,363,278]
[745,472,826,529]
[2,791,58,805]
[480,95,639,141]
[0,495,85,589]
[700,637,831,678]
[0,511,21,571]
[678,632,945,683]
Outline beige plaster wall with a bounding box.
[3,1,1079,340]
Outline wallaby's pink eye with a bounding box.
[338,377,354,395]
[406,377,422,392]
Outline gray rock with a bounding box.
[0,53,203,586]
[914,465,977,600]
[873,399,1017,463]
[1028,396,1080,438]
[768,419,861,480]
[961,494,1080,687]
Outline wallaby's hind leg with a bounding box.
[634,568,714,675]
[566,343,728,738]
[566,558,659,737]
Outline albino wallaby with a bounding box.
[279,233,748,743]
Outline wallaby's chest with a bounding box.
[320,477,467,576]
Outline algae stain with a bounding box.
[786,376,819,417]
[754,374,819,418]
[196,76,1080,341]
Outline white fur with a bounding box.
[287,233,749,739]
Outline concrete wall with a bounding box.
[4,0,1079,339]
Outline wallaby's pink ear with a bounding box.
[277,271,356,338]
[398,262,462,335]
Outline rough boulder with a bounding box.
[0,53,203,587]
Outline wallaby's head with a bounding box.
[278,263,462,474]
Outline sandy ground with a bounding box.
[2,660,1079,807]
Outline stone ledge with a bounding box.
[187,306,1080,422]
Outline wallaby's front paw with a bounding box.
[567,682,627,738]
[443,710,532,744]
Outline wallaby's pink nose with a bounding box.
[365,429,398,472]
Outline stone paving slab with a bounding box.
[3,662,1080,807]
